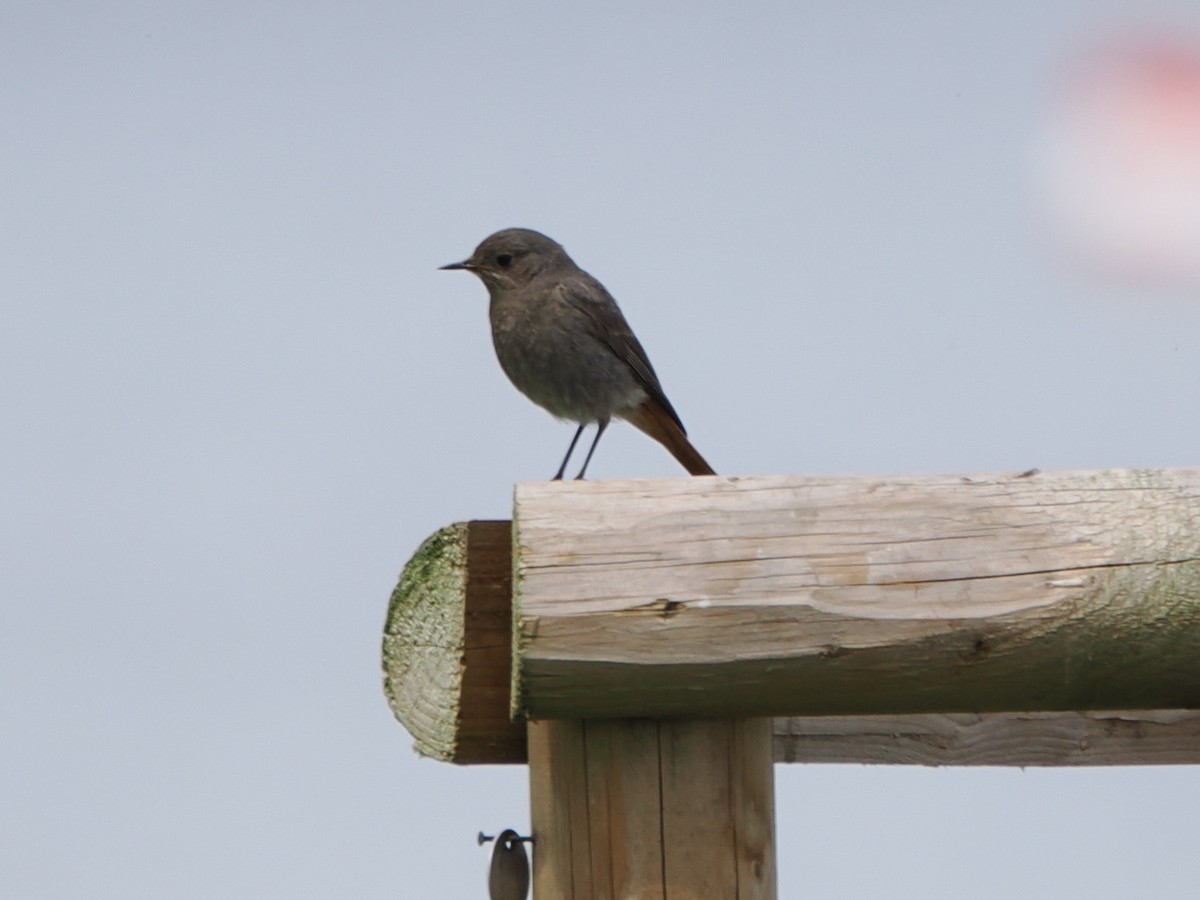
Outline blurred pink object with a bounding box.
[1038,35,1200,288]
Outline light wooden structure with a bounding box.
[383,469,1200,897]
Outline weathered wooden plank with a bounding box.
[528,721,593,897]
[527,719,776,899]
[774,709,1200,766]
[661,719,776,899]
[583,719,665,896]
[513,469,1200,719]
[733,719,777,888]
[661,721,738,894]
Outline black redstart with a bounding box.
[441,228,715,479]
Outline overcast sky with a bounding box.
[4,2,1200,897]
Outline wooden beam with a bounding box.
[774,709,1200,765]
[528,718,776,898]
[382,520,524,764]
[382,498,1200,766]
[513,469,1200,719]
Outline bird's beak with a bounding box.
[439,260,472,271]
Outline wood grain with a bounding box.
[774,709,1200,766]
[513,469,1200,719]
[382,520,525,763]
[528,718,776,899]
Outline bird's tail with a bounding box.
[624,399,716,476]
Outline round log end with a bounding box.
[382,520,525,764]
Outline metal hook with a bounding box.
[480,828,533,900]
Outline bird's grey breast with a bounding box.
[487,278,644,422]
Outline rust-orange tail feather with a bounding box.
[623,400,716,476]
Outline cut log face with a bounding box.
[382,520,525,764]
[513,470,1200,720]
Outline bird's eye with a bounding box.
[496,253,513,268]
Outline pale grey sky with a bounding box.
[4,2,1200,897]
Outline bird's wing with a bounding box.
[554,276,687,433]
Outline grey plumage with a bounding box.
[441,228,715,479]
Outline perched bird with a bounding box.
[486,830,530,900]
[441,228,715,480]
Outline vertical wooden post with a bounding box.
[528,718,776,899]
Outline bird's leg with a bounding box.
[574,419,609,480]
[553,424,586,481]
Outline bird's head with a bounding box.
[440,228,574,291]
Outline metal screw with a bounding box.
[478,830,533,845]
